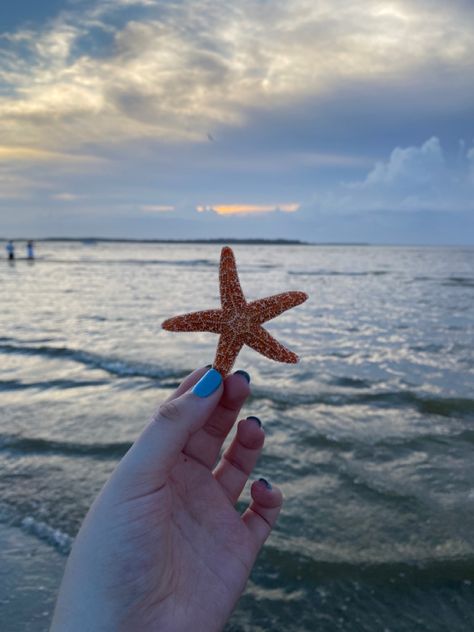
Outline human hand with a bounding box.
[51,366,283,632]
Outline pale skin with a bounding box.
[51,367,283,632]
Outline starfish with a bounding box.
[162,247,308,376]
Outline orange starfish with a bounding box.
[162,247,308,376]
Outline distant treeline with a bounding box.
[1,237,370,246]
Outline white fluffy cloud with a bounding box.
[363,137,446,190]
[317,137,474,214]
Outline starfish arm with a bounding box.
[162,309,222,333]
[247,291,308,324]
[219,246,246,313]
[244,325,299,363]
[213,330,244,377]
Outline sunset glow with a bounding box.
[196,204,300,215]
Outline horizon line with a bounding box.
[1,236,473,247]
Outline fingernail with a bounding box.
[259,477,272,490]
[234,369,250,383]
[247,415,262,427]
[192,368,222,398]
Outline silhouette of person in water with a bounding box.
[27,240,34,260]
[6,240,15,261]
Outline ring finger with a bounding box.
[213,416,265,504]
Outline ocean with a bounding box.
[1,241,473,631]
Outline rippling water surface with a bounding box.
[1,242,474,631]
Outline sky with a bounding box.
[0,0,473,243]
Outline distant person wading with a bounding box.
[6,240,15,261]
[27,240,35,260]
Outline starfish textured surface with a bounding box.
[162,247,308,376]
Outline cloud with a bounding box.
[196,203,299,215]
[50,192,84,201]
[140,204,175,212]
[316,137,474,214]
[0,145,104,164]
[1,0,474,153]
[362,137,445,189]
[1,1,473,243]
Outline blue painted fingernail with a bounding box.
[192,368,222,398]
[247,415,262,427]
[259,477,272,490]
[234,369,251,383]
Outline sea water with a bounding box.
[1,242,473,631]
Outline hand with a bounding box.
[51,367,283,632]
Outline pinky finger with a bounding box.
[242,478,283,552]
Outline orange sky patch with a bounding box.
[196,203,300,215]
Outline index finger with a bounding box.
[164,365,211,402]
[183,370,251,468]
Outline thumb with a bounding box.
[113,368,223,495]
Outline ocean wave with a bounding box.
[442,276,474,288]
[0,342,186,380]
[253,387,474,418]
[328,376,373,389]
[445,429,474,445]
[335,463,422,506]
[0,378,109,392]
[410,275,474,288]
[1,342,472,420]
[297,426,474,455]
[3,424,472,465]
[263,546,474,583]
[300,432,354,450]
[40,257,216,267]
[0,335,57,344]
[288,270,389,277]
[0,433,131,459]
[14,513,474,572]
[21,516,73,554]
